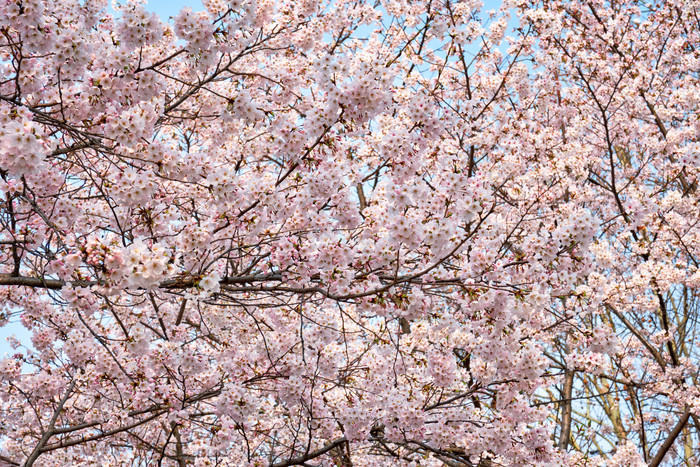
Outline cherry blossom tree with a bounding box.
[521,0,700,465]
[0,0,698,465]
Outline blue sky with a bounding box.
[143,0,203,18]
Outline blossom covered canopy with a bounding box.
[1,0,699,465]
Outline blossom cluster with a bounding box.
[0,110,48,176]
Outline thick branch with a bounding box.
[557,369,574,451]
[271,438,348,467]
[649,407,691,467]
[24,379,77,467]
